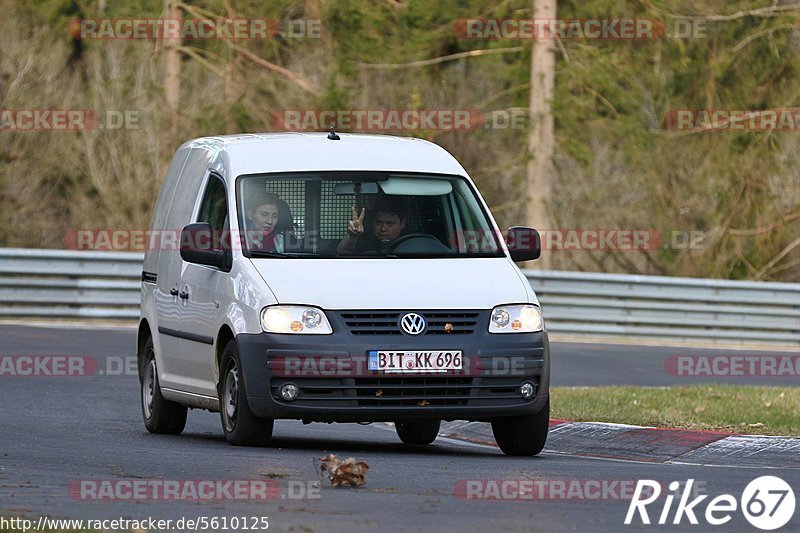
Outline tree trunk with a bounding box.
[224,54,244,133]
[526,0,557,269]
[163,0,181,113]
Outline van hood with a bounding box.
[249,258,534,310]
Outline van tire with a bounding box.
[140,337,187,435]
[395,419,441,445]
[491,399,549,456]
[219,340,273,446]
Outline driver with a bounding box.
[337,195,407,254]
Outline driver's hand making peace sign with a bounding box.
[337,205,366,254]
[347,206,365,236]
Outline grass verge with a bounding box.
[551,384,800,436]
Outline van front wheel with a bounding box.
[491,399,549,456]
[219,341,273,446]
[395,419,440,445]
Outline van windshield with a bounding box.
[236,171,504,258]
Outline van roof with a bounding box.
[182,132,469,177]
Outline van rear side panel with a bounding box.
[142,147,191,276]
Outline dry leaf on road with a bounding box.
[317,454,370,487]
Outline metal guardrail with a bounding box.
[525,270,800,347]
[0,249,142,319]
[0,248,798,347]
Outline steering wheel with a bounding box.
[387,233,450,254]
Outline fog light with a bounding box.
[280,383,299,401]
[520,382,536,400]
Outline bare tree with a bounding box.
[163,0,181,112]
[526,0,556,269]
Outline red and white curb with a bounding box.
[439,420,800,467]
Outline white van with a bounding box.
[138,132,549,456]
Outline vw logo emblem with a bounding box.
[400,313,426,335]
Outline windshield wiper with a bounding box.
[385,251,504,259]
[248,250,297,258]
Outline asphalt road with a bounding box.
[1,325,798,532]
[2,324,798,387]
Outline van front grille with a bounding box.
[338,311,481,336]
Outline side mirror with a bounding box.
[506,226,541,262]
[180,223,226,268]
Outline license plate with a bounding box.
[368,350,462,373]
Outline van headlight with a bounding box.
[260,306,333,334]
[489,304,543,333]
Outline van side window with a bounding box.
[197,175,229,249]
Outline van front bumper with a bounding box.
[235,312,549,422]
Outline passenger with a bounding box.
[246,192,292,253]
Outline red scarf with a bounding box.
[252,230,276,252]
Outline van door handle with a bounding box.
[179,290,189,300]
[169,288,179,297]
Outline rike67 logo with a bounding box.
[625,477,795,530]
